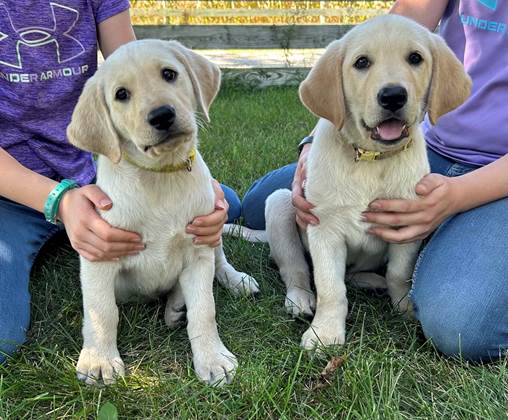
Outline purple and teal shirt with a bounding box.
[0,0,129,185]
[423,0,508,166]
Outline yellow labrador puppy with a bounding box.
[265,15,471,349]
[67,40,259,386]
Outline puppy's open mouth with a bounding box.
[367,118,409,145]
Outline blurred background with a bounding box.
[129,1,394,82]
[130,1,393,25]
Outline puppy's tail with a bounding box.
[223,224,268,243]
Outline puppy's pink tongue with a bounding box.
[376,119,405,140]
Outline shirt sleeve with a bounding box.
[93,0,130,24]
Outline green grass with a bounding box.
[1,87,507,419]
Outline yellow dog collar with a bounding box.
[353,138,413,162]
[122,148,196,173]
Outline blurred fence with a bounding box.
[130,1,393,25]
[130,1,394,87]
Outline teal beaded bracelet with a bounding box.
[43,179,79,224]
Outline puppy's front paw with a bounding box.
[76,347,125,386]
[285,287,316,318]
[218,270,260,296]
[193,344,238,386]
[301,325,345,350]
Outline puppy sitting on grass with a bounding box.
[67,40,259,386]
[265,15,471,350]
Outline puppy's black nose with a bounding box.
[377,86,407,112]
[148,105,176,131]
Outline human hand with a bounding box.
[362,173,463,243]
[58,185,144,261]
[186,179,228,248]
[292,143,319,229]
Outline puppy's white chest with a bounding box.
[96,158,214,300]
[306,134,429,268]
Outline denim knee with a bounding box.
[0,198,60,363]
[242,182,267,230]
[242,163,297,230]
[221,184,241,223]
[0,310,30,364]
[0,248,32,364]
[412,253,508,362]
[410,198,508,362]
[414,299,505,362]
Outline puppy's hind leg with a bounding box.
[215,242,260,296]
[386,242,421,317]
[266,189,315,318]
[165,281,186,329]
[347,272,387,290]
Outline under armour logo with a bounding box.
[0,1,85,69]
[478,0,498,10]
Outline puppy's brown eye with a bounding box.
[354,56,370,70]
[162,68,178,82]
[408,52,423,65]
[115,88,130,101]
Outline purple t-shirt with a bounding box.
[423,0,508,166]
[0,0,129,185]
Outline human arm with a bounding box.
[363,153,508,243]
[0,147,143,260]
[0,148,60,213]
[97,9,136,59]
[389,0,450,31]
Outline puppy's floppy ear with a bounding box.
[67,75,121,163]
[299,40,345,129]
[168,41,221,122]
[428,34,472,125]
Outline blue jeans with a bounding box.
[0,199,61,363]
[241,148,508,361]
[222,184,241,223]
[0,184,240,363]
